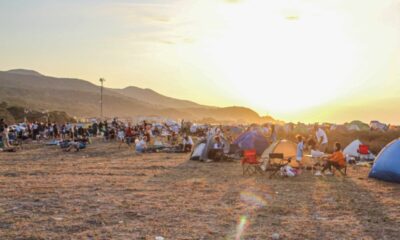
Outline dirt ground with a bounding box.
[0,141,399,240]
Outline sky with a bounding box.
[1,0,400,124]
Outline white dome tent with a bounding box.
[343,139,375,162]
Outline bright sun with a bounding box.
[186,0,358,117]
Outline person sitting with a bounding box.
[63,136,88,152]
[64,141,81,152]
[281,159,299,177]
[321,142,346,175]
[182,135,194,153]
[135,136,147,153]
[207,137,225,161]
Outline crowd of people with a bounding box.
[1,116,349,177]
[0,118,205,153]
[282,125,347,177]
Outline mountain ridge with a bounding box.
[0,69,274,123]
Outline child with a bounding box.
[296,135,304,168]
[281,159,299,177]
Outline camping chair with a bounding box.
[332,163,347,176]
[241,149,263,175]
[357,144,370,161]
[267,153,292,179]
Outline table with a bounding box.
[304,154,330,174]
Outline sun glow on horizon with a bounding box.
[173,0,375,116]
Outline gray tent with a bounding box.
[190,134,230,161]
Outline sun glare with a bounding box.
[187,0,358,116]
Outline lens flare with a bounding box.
[235,215,249,240]
[240,191,269,208]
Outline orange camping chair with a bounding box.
[241,149,263,175]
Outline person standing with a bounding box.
[0,119,6,147]
[0,119,5,137]
[53,123,59,139]
[296,135,304,168]
[314,124,328,152]
[125,123,134,149]
[32,122,39,141]
[2,124,11,148]
[92,122,98,137]
[182,135,194,153]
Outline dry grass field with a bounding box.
[1,141,400,240]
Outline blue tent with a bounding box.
[369,139,400,183]
[233,130,269,155]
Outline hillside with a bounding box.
[0,102,75,124]
[115,86,208,109]
[0,69,270,123]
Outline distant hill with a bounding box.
[0,102,75,124]
[0,69,274,123]
[6,69,43,77]
[114,86,208,109]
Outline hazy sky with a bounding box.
[1,0,400,123]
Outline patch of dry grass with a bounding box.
[0,141,399,239]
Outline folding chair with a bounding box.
[241,149,263,175]
[357,144,370,161]
[332,164,347,176]
[266,153,291,179]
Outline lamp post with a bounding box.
[24,108,28,123]
[99,78,106,119]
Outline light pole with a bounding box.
[99,78,106,119]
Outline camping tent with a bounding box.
[229,126,244,135]
[260,139,301,168]
[346,121,370,131]
[370,121,387,131]
[347,124,361,131]
[190,135,230,161]
[369,139,400,183]
[261,140,297,161]
[343,139,375,161]
[233,130,269,155]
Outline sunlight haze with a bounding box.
[1,0,400,123]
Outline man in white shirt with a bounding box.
[315,125,328,152]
